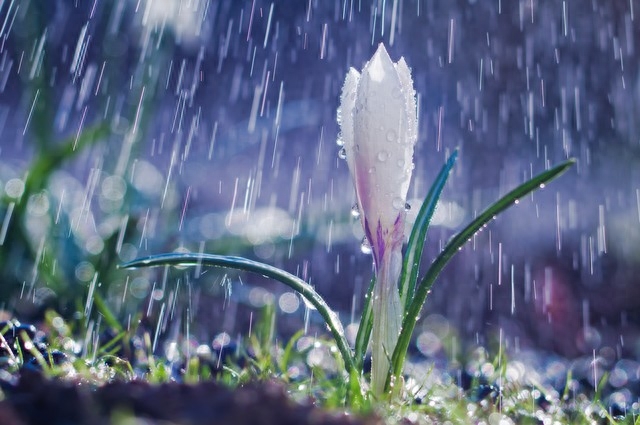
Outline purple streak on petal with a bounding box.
[363,213,406,272]
[392,213,404,245]
[375,220,385,268]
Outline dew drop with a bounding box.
[336,137,345,147]
[392,197,405,210]
[360,237,372,255]
[386,129,398,143]
[338,148,347,160]
[404,202,411,211]
[377,150,389,162]
[539,183,546,189]
[351,203,360,218]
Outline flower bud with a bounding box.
[339,43,418,395]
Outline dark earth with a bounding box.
[0,370,385,425]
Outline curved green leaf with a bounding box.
[388,159,576,390]
[122,253,357,379]
[399,150,458,312]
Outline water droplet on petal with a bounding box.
[360,237,372,254]
[377,150,389,162]
[386,129,398,143]
[336,136,344,147]
[404,202,411,211]
[392,197,405,210]
[351,203,360,218]
[338,148,347,159]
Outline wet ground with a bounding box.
[0,370,385,425]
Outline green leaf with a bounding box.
[279,329,305,375]
[122,253,359,385]
[354,276,375,370]
[26,122,110,196]
[388,159,576,390]
[93,292,123,332]
[399,150,458,312]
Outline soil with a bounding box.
[0,370,386,425]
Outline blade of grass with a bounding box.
[122,253,358,380]
[347,366,369,410]
[96,330,127,356]
[388,159,576,390]
[399,150,458,312]
[92,292,123,332]
[25,122,111,195]
[279,329,305,375]
[354,276,375,370]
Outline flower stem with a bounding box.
[370,250,403,396]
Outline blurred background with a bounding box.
[1,0,640,376]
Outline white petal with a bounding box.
[395,58,418,146]
[394,57,418,202]
[352,43,414,229]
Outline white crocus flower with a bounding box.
[339,43,417,395]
